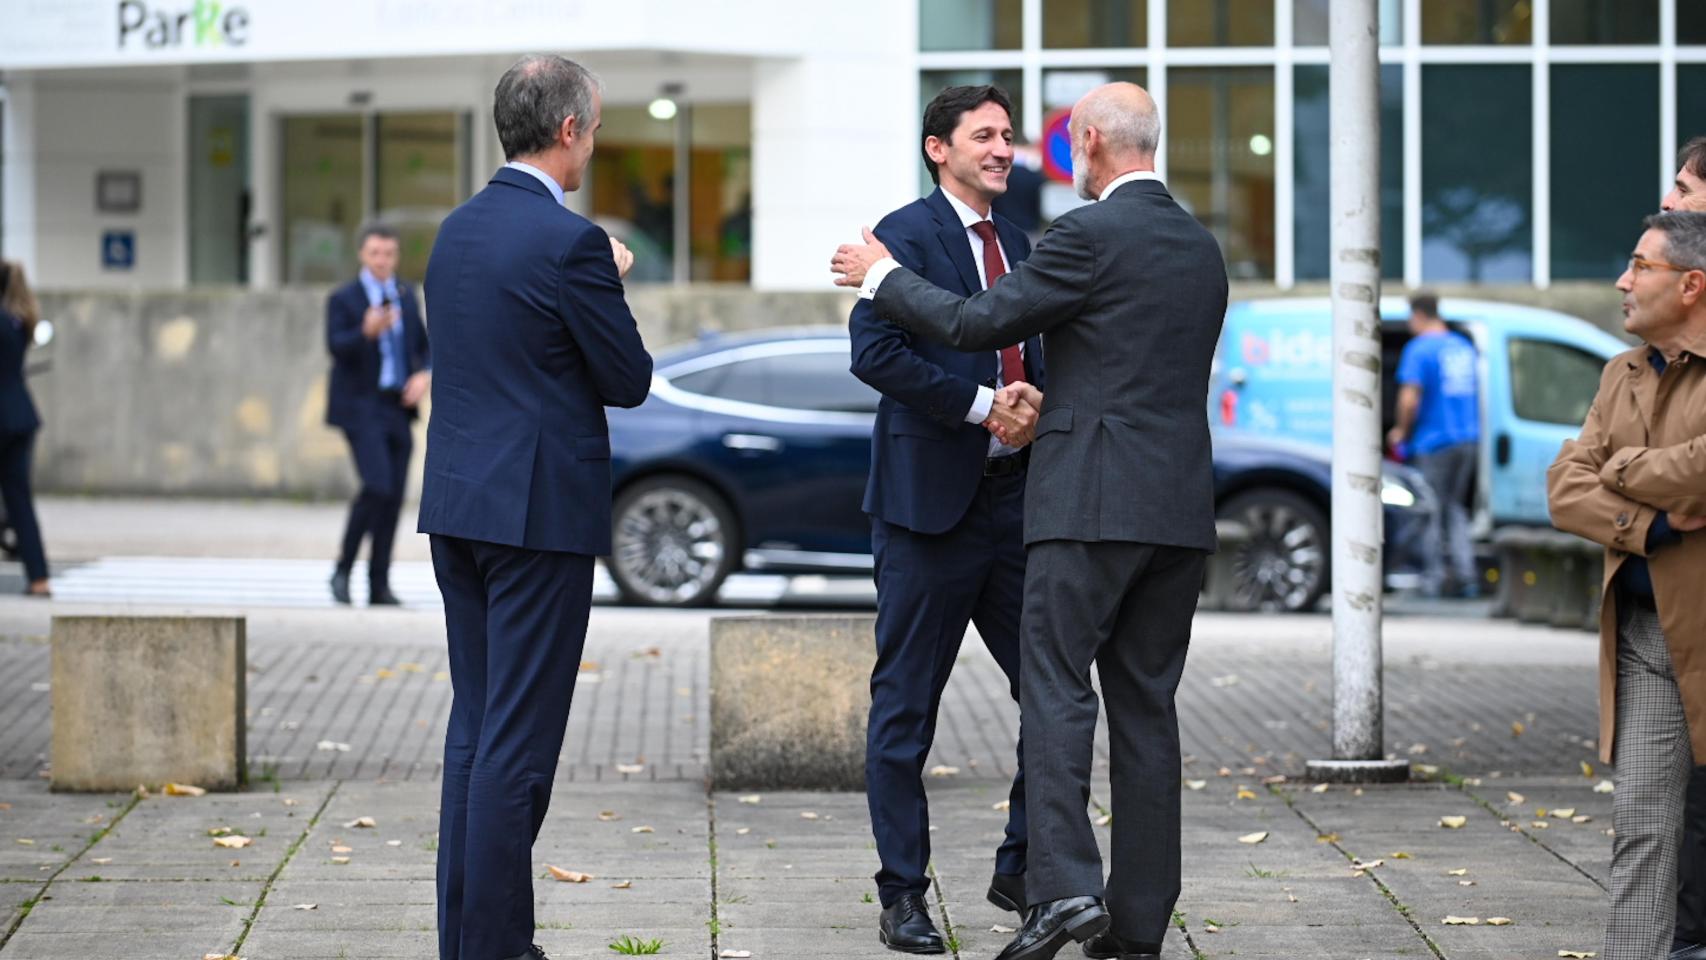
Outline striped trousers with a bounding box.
[1606,603,1695,960]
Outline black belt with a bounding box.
[1620,589,1658,612]
[379,388,405,404]
[984,449,1029,478]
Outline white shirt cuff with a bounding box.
[966,385,995,425]
[858,258,903,300]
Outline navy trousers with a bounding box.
[0,429,47,582]
[431,535,594,960]
[866,468,1028,908]
[338,404,412,589]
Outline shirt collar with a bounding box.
[940,186,993,231]
[1098,169,1163,202]
[505,160,567,207]
[358,267,397,304]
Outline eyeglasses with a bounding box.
[1628,254,1702,275]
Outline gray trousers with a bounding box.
[1606,603,1695,960]
[1020,539,1206,946]
[1413,441,1478,594]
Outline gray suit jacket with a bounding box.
[872,178,1227,551]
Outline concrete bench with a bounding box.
[51,615,246,792]
[710,615,875,791]
[1490,528,1601,631]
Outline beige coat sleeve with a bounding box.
[1547,370,1659,556]
[1599,438,1706,516]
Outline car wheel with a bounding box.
[610,475,739,607]
[1216,488,1329,613]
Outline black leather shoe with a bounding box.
[499,946,551,960]
[879,892,946,954]
[369,585,402,606]
[993,896,1110,960]
[1671,942,1706,960]
[988,871,1028,914]
[329,570,351,605]
[1082,931,1162,959]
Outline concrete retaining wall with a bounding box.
[27,281,1626,498]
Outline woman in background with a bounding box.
[0,261,50,597]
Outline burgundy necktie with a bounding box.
[970,221,1025,386]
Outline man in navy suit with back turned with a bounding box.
[419,54,652,960]
[325,222,431,606]
[850,83,1045,954]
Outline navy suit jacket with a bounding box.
[324,277,430,430]
[417,167,653,555]
[850,188,1043,535]
[0,311,41,435]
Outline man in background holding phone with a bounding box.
[324,222,431,606]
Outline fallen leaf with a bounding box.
[0,802,9,810]
[547,865,593,882]
[208,827,233,837]
[615,763,644,775]
[164,783,207,797]
[1439,816,1468,829]
[738,795,762,804]
[213,835,253,849]
[1443,916,1481,925]
[1593,780,1615,794]
[1459,880,1477,886]
[928,765,960,777]
[1408,743,1429,755]
[14,838,32,845]
[1581,761,1595,778]
[1531,821,1550,830]
[632,826,654,834]
[1487,917,1513,926]
[1511,720,1525,737]
[386,840,402,847]
[1572,815,1593,824]
[579,660,600,672]
[736,828,751,835]
[993,800,1011,811]
[1238,831,1268,845]
[292,903,318,910]
[203,954,243,960]
[399,662,424,673]
[375,668,396,680]
[611,880,633,889]
[1551,808,1576,819]
[1217,767,1232,777]
[344,817,377,829]
[1446,868,1469,876]
[1262,774,1287,785]
[330,856,350,865]
[330,845,353,854]
[1185,780,1208,791]
[800,812,819,820]
[1310,783,1330,794]
[1535,807,1549,817]
[1204,923,1222,933]
[1558,952,1597,959]
[433,671,451,682]
[1507,792,1526,805]
[1236,787,1257,800]
[315,741,351,753]
[1391,851,1412,859]
[1414,764,1440,776]
[719,952,753,959]
[1095,813,1112,827]
[991,923,1017,933]
[1351,859,1384,870]
[1316,833,1340,843]
[90,857,111,865]
[1211,674,1240,687]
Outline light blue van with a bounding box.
[1210,297,1631,528]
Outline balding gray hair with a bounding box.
[493,54,602,161]
[1645,211,1706,271]
[1075,92,1160,157]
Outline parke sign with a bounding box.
[118,1,250,50]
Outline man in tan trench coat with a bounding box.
[1548,210,1706,960]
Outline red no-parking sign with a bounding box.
[1040,108,1074,184]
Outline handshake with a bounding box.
[983,381,1043,448]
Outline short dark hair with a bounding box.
[1409,292,1440,319]
[494,54,601,161]
[1643,211,1706,271]
[356,222,399,249]
[1680,136,1706,181]
[920,84,1013,186]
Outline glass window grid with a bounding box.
[919,0,1706,289]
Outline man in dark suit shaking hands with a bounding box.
[849,84,1043,954]
[832,83,1227,960]
[419,55,652,960]
[325,223,431,606]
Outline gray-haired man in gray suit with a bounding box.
[832,82,1227,960]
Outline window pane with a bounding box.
[1294,65,1404,281]
[1034,68,1146,226]
[1683,4,1706,43]
[281,114,363,284]
[689,105,752,283]
[919,70,1023,192]
[1551,66,1658,280]
[1294,0,1404,45]
[188,95,249,285]
[1681,67,1706,151]
[1169,67,1275,279]
[589,106,678,283]
[768,352,879,413]
[921,0,1021,51]
[1550,0,1658,44]
[1508,340,1603,426]
[1421,66,1532,282]
[1422,0,1532,44]
[376,112,463,283]
[1043,0,1145,48]
[1169,0,1273,46]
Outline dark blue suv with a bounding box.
[607,327,1431,611]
